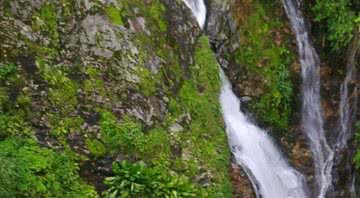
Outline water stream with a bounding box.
[282,0,334,197]
[219,70,308,198]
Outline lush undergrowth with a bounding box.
[311,0,359,52]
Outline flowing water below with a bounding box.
[282,0,334,197]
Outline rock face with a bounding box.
[0,0,233,196]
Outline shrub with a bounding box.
[85,138,107,158]
[48,114,84,138]
[0,137,98,197]
[100,112,145,155]
[312,0,359,51]
[37,59,78,114]
[0,63,17,80]
[0,115,32,139]
[104,161,197,198]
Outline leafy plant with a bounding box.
[0,63,17,80]
[49,115,84,138]
[0,115,32,139]
[312,0,359,50]
[0,137,98,197]
[85,138,107,158]
[37,59,78,114]
[32,3,59,47]
[100,112,145,155]
[104,161,197,198]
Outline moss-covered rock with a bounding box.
[0,0,232,196]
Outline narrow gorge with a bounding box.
[0,0,359,198]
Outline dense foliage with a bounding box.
[312,0,359,51]
[104,161,197,198]
[0,138,97,198]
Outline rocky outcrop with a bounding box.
[0,0,233,196]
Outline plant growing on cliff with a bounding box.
[100,112,146,155]
[104,161,197,198]
[0,63,17,80]
[232,1,294,130]
[312,0,359,51]
[353,121,360,168]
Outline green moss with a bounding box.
[100,112,145,155]
[104,6,124,25]
[33,3,59,48]
[231,0,294,130]
[85,139,107,158]
[148,2,167,32]
[136,67,161,97]
[48,114,84,138]
[37,60,78,115]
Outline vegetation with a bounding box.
[0,63,17,80]
[353,122,360,168]
[230,0,294,130]
[104,161,197,198]
[312,0,359,51]
[0,137,97,198]
[104,5,124,26]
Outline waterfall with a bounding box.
[336,60,358,151]
[219,70,308,198]
[182,1,308,197]
[281,0,334,197]
[182,0,207,28]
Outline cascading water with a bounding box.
[282,0,334,197]
[219,70,308,198]
[182,0,207,28]
[182,1,308,197]
[336,31,359,154]
[335,35,359,197]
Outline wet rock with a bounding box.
[230,160,255,198]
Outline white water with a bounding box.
[182,0,207,28]
[182,1,308,197]
[282,0,334,197]
[337,57,358,150]
[220,70,308,198]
